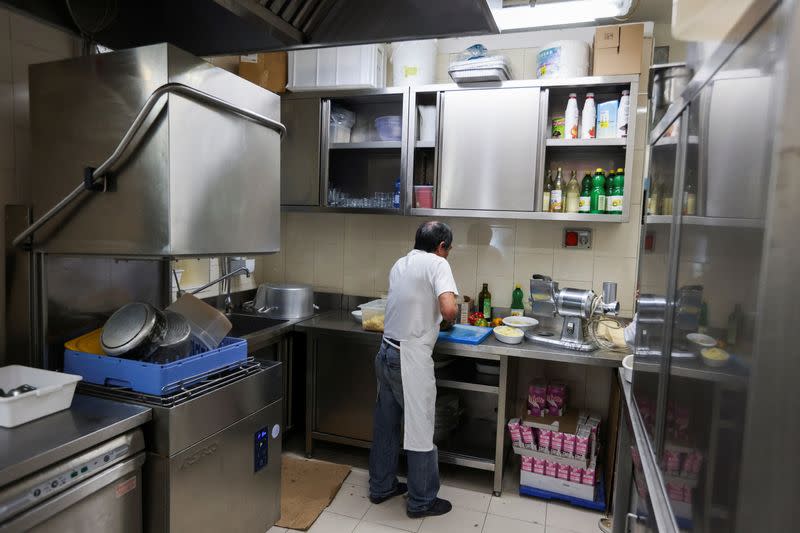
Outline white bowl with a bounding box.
[493,326,524,344]
[351,309,362,323]
[622,354,634,383]
[501,316,539,332]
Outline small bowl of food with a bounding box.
[701,347,730,368]
[501,316,539,333]
[687,332,717,356]
[493,325,524,344]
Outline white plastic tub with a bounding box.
[0,365,82,428]
[390,39,437,86]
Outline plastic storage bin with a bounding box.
[359,299,387,332]
[64,332,248,396]
[288,44,386,91]
[375,116,402,141]
[0,365,82,428]
[330,106,356,143]
[166,294,232,351]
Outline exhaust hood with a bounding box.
[6,0,498,55]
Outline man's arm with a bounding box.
[438,291,458,324]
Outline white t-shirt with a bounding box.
[383,249,459,341]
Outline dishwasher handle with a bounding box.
[0,453,145,532]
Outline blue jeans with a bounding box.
[368,341,440,512]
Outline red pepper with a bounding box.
[468,311,484,325]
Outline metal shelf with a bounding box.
[330,141,401,149]
[435,359,500,394]
[415,140,435,148]
[437,418,497,471]
[546,138,626,147]
[645,214,763,228]
[410,208,627,222]
[437,378,499,395]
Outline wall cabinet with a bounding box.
[280,76,639,222]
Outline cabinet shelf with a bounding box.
[330,141,401,149]
[546,138,626,147]
[653,135,699,147]
[646,214,763,228]
[415,140,436,148]
[411,208,627,222]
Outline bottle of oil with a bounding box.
[543,170,553,212]
[478,283,492,320]
[550,168,564,213]
[565,170,580,213]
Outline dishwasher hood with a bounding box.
[6,0,498,56]
[24,43,283,257]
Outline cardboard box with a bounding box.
[238,52,287,93]
[593,23,644,75]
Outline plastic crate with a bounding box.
[64,330,247,396]
[0,366,82,428]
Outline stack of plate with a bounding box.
[448,56,512,83]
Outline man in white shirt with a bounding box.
[368,221,459,518]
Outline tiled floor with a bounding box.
[267,464,604,533]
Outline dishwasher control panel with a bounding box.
[0,444,129,522]
[254,426,269,472]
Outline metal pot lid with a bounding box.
[160,311,192,348]
[101,302,158,355]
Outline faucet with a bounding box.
[174,266,250,314]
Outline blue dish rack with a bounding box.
[64,337,248,396]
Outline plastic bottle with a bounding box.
[617,90,630,138]
[511,285,525,317]
[393,178,401,208]
[550,168,564,212]
[543,170,552,212]
[579,172,592,213]
[647,177,661,215]
[608,168,624,214]
[581,93,596,139]
[606,169,616,200]
[565,93,579,139]
[565,171,580,213]
[590,168,607,214]
[684,182,697,215]
[478,283,492,320]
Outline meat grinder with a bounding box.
[525,275,620,351]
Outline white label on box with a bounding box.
[240,54,259,63]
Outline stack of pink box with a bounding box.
[527,381,567,417]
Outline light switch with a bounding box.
[563,228,592,249]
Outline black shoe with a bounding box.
[406,498,452,518]
[369,482,408,504]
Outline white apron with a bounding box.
[400,326,440,452]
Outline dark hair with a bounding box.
[414,221,453,253]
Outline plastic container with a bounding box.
[375,116,402,141]
[287,44,386,91]
[390,39,437,86]
[536,40,590,79]
[414,185,434,208]
[330,106,356,143]
[166,294,232,350]
[64,333,247,396]
[359,299,387,332]
[0,365,82,428]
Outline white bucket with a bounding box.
[390,39,437,87]
[536,40,590,79]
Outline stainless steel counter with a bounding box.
[0,395,151,487]
[295,310,626,367]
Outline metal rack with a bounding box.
[79,359,262,408]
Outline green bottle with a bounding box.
[608,167,624,214]
[605,169,616,200]
[511,284,525,316]
[590,168,606,214]
[579,172,592,213]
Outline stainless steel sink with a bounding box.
[227,313,287,337]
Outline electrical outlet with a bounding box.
[563,228,592,249]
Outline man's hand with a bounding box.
[438,292,458,323]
